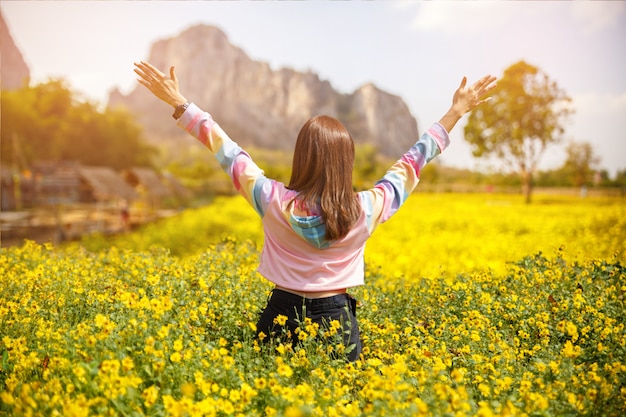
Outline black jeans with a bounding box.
[256,289,362,362]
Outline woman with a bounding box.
[134,61,496,361]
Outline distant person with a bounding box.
[119,199,130,232]
[134,61,496,361]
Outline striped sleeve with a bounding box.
[176,103,272,217]
[360,123,450,234]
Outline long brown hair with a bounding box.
[288,115,360,240]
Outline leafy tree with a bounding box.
[1,79,156,170]
[608,168,626,188]
[561,141,600,187]
[2,80,69,167]
[464,61,573,203]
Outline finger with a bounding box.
[482,76,497,90]
[139,61,165,78]
[136,78,150,89]
[134,69,155,86]
[476,76,497,96]
[473,75,492,90]
[459,76,468,89]
[170,66,177,83]
[480,80,497,96]
[133,68,150,82]
[134,64,156,81]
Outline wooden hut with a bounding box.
[122,167,174,208]
[32,161,81,206]
[77,166,137,203]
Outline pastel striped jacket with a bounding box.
[178,103,450,291]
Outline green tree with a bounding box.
[1,79,156,170]
[1,80,74,168]
[614,169,626,188]
[561,141,600,187]
[464,61,573,203]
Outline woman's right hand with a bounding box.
[134,61,188,108]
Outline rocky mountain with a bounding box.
[109,24,419,158]
[0,12,30,90]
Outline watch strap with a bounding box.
[172,102,190,120]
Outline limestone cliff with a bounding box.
[109,25,419,158]
[0,12,30,90]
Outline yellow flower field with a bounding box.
[1,193,624,416]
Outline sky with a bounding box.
[2,1,625,177]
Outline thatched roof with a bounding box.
[122,167,173,198]
[78,166,137,202]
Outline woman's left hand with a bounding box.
[451,75,498,116]
[134,61,188,108]
[438,74,497,133]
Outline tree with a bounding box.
[464,61,573,203]
[1,80,74,169]
[1,79,156,170]
[561,141,600,188]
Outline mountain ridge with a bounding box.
[110,24,421,158]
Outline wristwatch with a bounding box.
[172,102,190,119]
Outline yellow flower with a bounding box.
[296,328,309,341]
[273,314,288,326]
[284,406,304,417]
[173,339,183,352]
[142,385,159,408]
[562,341,581,359]
[72,365,86,381]
[254,377,268,389]
[229,389,241,403]
[451,368,465,383]
[277,364,294,378]
[170,352,182,363]
[565,321,579,342]
[321,387,332,400]
[478,383,491,397]
[152,360,165,373]
[0,391,15,406]
[86,335,97,347]
[94,314,107,328]
[181,382,196,398]
[100,359,120,375]
[240,382,258,403]
[476,402,495,417]
[157,325,170,339]
[122,356,134,372]
[222,400,235,414]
